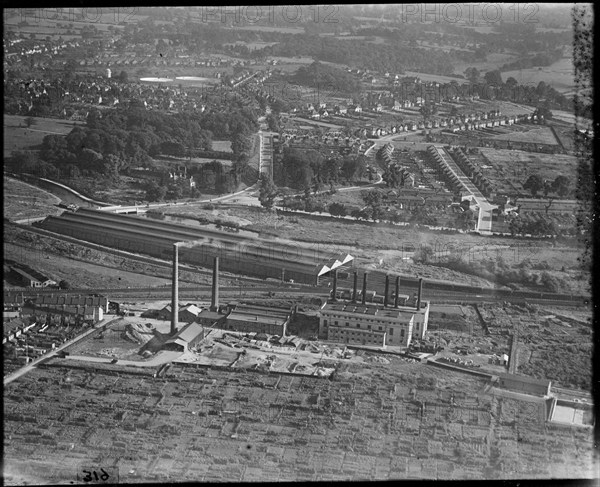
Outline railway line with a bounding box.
[14,208,590,308]
[5,284,587,307]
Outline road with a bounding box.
[3,317,121,385]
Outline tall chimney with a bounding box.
[211,256,219,312]
[384,275,390,307]
[417,278,423,310]
[331,269,338,302]
[352,271,358,302]
[171,244,179,335]
[362,272,368,304]
[394,276,400,308]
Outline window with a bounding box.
[368,325,371,330]
[334,321,338,326]
[401,329,405,337]
[324,319,328,326]
[389,328,393,335]
[346,322,349,327]
[379,326,382,331]
[357,324,360,328]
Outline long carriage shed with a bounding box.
[36,209,327,284]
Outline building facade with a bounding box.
[319,301,429,348]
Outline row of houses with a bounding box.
[5,294,109,323]
[6,73,232,117]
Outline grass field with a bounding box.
[3,115,83,157]
[211,140,233,153]
[489,126,558,145]
[3,176,62,221]
[501,57,575,93]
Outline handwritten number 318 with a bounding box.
[82,469,110,482]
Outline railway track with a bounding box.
[5,285,587,307]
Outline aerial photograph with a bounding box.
[3,3,597,483]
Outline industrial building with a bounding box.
[156,304,202,323]
[20,295,108,323]
[495,373,552,397]
[163,322,206,352]
[9,265,56,288]
[319,272,429,348]
[223,303,292,336]
[167,248,291,337]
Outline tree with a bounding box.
[58,280,70,290]
[145,180,167,202]
[118,70,129,83]
[484,70,503,86]
[328,202,347,217]
[523,174,544,197]
[551,175,570,197]
[464,67,480,84]
[505,77,518,88]
[258,174,278,209]
[24,116,36,128]
[456,208,475,230]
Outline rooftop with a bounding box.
[10,266,53,284]
[171,321,205,343]
[232,304,291,319]
[497,372,551,387]
[24,295,108,308]
[322,302,426,318]
[227,312,287,326]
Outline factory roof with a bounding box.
[24,295,108,308]
[497,373,551,387]
[227,312,287,326]
[174,322,205,343]
[317,253,354,276]
[321,302,425,318]
[197,309,225,323]
[10,265,53,284]
[179,304,202,316]
[232,304,291,319]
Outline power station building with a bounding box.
[319,272,429,348]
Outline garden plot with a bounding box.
[487,126,559,145]
[479,148,579,194]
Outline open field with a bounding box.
[501,57,575,93]
[488,126,558,145]
[187,157,232,166]
[211,140,233,153]
[3,241,172,290]
[3,176,62,221]
[3,346,596,483]
[3,115,83,157]
[235,25,305,34]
